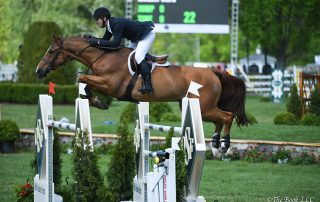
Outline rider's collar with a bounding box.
[107,19,112,34]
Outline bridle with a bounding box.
[41,38,105,72]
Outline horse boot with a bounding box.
[139,59,154,94]
[89,96,109,110]
[211,133,221,149]
[84,85,109,110]
[221,134,230,153]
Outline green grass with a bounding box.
[1,97,320,142]
[1,152,319,201]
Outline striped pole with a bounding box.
[144,123,182,135]
[47,120,76,131]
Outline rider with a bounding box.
[89,7,155,94]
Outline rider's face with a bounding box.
[96,18,106,28]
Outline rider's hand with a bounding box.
[88,38,100,46]
[82,34,94,39]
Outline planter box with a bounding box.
[277,158,288,164]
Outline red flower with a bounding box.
[23,183,32,189]
[20,190,27,197]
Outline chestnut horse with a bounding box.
[36,35,249,151]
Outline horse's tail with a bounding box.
[211,68,250,127]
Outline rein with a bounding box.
[42,38,106,71]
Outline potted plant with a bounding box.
[0,119,20,153]
[271,149,291,164]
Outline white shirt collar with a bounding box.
[107,20,112,34]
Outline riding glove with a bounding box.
[88,38,100,46]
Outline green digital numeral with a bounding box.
[159,15,165,23]
[183,11,196,24]
[159,4,165,13]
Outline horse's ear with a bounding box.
[52,34,61,42]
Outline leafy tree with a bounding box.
[0,0,121,63]
[106,116,135,201]
[286,85,302,119]
[240,0,320,67]
[72,131,109,202]
[309,87,320,116]
[17,21,77,84]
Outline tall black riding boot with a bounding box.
[139,59,154,94]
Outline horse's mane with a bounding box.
[62,35,125,52]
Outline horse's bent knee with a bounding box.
[78,75,87,82]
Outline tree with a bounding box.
[240,0,320,68]
[309,87,320,116]
[17,21,77,84]
[286,85,302,119]
[0,0,120,63]
[106,116,135,201]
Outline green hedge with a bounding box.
[273,112,298,125]
[0,83,112,105]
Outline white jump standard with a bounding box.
[134,97,206,202]
[34,95,93,202]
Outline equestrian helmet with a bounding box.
[93,7,111,20]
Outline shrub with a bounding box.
[106,116,135,201]
[225,147,241,160]
[0,83,112,105]
[270,149,291,163]
[150,102,173,122]
[243,147,264,163]
[246,111,258,124]
[160,112,181,122]
[95,142,115,155]
[273,112,298,125]
[120,103,136,123]
[291,152,317,165]
[309,87,320,116]
[0,119,20,141]
[15,180,33,202]
[73,130,108,202]
[300,113,320,126]
[286,85,302,119]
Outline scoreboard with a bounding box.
[137,0,229,34]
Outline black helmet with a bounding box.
[93,7,111,20]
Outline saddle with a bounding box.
[145,53,168,64]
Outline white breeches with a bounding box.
[128,30,155,64]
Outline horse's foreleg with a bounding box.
[78,74,110,110]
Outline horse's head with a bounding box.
[36,34,68,78]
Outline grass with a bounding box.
[1,96,320,142]
[1,151,319,201]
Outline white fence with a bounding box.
[246,72,296,95]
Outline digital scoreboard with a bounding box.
[137,0,229,34]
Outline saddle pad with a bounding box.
[127,50,170,76]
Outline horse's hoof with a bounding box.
[221,146,229,153]
[89,96,109,110]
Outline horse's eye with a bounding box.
[48,50,55,54]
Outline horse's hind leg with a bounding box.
[212,123,223,148]
[203,107,233,152]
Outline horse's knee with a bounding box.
[78,75,88,82]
